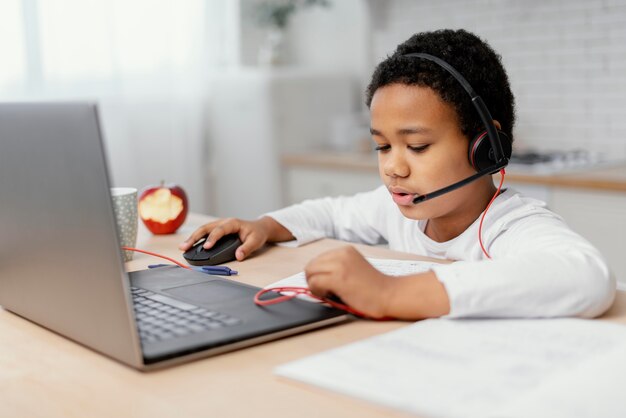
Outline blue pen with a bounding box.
[200,266,238,276]
[148,264,238,276]
[187,266,238,276]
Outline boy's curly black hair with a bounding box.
[366,29,515,143]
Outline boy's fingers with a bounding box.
[304,256,337,278]
[204,220,240,249]
[179,225,213,250]
[306,272,336,298]
[179,220,223,250]
[235,233,264,260]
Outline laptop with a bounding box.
[0,102,347,370]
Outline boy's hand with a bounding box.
[306,246,451,320]
[179,217,272,261]
[304,246,394,319]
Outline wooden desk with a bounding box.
[1,213,625,418]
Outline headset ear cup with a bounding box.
[468,130,512,171]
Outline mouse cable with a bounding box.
[479,168,506,259]
[121,247,191,270]
[254,286,393,321]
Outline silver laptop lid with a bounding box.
[0,102,142,367]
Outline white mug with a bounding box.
[110,187,138,262]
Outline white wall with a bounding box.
[238,0,370,109]
[286,0,371,103]
[367,0,626,159]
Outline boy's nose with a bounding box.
[384,153,410,178]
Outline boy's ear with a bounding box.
[493,120,502,130]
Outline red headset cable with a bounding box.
[121,246,191,269]
[254,286,392,320]
[478,168,506,259]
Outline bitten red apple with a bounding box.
[138,181,188,234]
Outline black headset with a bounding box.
[400,53,512,204]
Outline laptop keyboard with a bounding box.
[131,286,242,344]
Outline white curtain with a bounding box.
[0,0,238,213]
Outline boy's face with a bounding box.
[370,83,486,221]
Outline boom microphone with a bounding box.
[412,160,507,204]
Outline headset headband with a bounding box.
[402,52,507,165]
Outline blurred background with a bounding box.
[2,0,626,284]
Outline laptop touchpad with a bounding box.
[163,281,251,305]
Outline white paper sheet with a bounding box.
[264,257,441,302]
[275,318,626,418]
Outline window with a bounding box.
[0,0,26,88]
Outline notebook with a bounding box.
[275,318,626,418]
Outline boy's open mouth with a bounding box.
[390,190,417,206]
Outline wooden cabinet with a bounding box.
[284,167,381,204]
[551,189,626,288]
[505,181,553,206]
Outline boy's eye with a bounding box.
[409,144,430,153]
[374,144,391,152]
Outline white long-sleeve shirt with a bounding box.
[265,186,616,318]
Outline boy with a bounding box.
[180,29,615,320]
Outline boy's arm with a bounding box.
[263,186,389,246]
[384,271,451,319]
[431,216,616,319]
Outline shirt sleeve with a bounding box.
[263,186,390,247]
[431,214,616,319]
